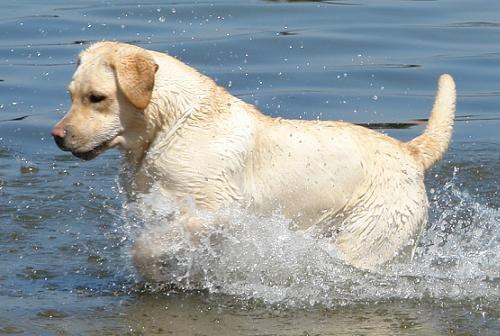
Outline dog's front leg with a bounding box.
[131,206,225,282]
[177,205,227,246]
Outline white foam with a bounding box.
[119,174,499,307]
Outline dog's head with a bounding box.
[52,42,158,160]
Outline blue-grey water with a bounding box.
[0,0,499,335]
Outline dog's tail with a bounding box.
[407,74,456,171]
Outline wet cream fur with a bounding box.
[54,41,456,273]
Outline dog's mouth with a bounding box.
[72,137,117,161]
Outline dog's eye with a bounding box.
[89,94,106,103]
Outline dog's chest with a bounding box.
[136,117,253,207]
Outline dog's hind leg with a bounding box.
[334,167,429,270]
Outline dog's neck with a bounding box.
[121,57,220,181]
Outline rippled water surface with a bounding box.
[0,0,499,335]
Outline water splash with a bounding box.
[120,172,499,308]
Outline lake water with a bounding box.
[0,0,499,335]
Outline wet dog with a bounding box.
[52,41,455,271]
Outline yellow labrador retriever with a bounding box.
[52,41,456,271]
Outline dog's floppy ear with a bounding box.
[111,52,159,110]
